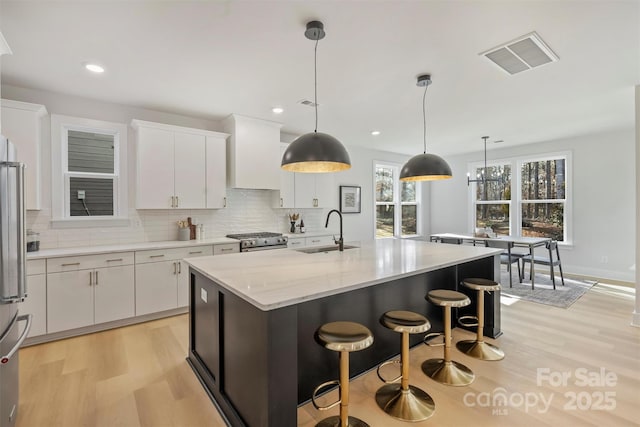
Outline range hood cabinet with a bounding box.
[223,114,282,190]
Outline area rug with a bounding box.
[499,269,597,308]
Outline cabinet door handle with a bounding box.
[61,262,80,267]
[150,255,165,258]
[175,196,179,207]
[178,262,182,274]
[280,197,283,207]
[170,196,175,208]
[95,271,99,286]
[173,262,177,275]
[313,198,318,207]
[89,271,93,286]
[223,197,227,207]
[106,258,123,262]
[189,251,202,255]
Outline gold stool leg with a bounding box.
[316,351,369,427]
[375,332,435,421]
[456,289,505,361]
[422,305,475,386]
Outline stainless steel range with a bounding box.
[226,232,288,252]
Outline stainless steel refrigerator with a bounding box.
[0,136,32,427]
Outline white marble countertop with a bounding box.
[26,237,239,260]
[185,239,502,311]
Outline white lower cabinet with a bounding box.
[20,259,47,337]
[286,235,334,248]
[306,235,335,246]
[135,245,214,315]
[135,261,181,315]
[32,242,239,338]
[46,253,135,333]
[94,265,136,324]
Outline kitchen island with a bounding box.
[185,239,502,427]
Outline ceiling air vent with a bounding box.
[480,32,558,75]
[298,99,319,107]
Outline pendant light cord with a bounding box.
[422,83,428,154]
[314,37,319,133]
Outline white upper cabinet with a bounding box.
[223,114,282,190]
[275,143,295,208]
[173,131,206,209]
[132,120,228,209]
[274,141,337,209]
[1,99,47,210]
[206,135,227,209]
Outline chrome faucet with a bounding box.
[325,209,344,251]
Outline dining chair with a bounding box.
[521,240,564,289]
[484,240,523,288]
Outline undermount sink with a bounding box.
[295,245,358,254]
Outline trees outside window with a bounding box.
[375,163,419,238]
[470,153,570,242]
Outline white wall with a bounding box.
[634,85,639,326]
[331,145,424,242]
[2,84,416,248]
[430,129,636,282]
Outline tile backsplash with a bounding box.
[26,189,328,249]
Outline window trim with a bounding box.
[373,161,422,239]
[468,150,572,245]
[51,114,128,226]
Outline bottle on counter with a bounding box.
[300,219,305,233]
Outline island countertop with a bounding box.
[185,238,502,311]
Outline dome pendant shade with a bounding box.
[281,132,351,173]
[400,153,452,181]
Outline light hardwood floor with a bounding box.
[17,283,639,427]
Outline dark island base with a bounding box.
[188,255,499,427]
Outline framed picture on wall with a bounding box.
[340,186,361,214]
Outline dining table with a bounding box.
[430,232,552,289]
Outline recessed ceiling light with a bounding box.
[84,63,105,73]
[272,107,284,114]
[371,130,381,136]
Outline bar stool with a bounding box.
[312,321,374,427]
[456,278,505,361]
[422,289,475,386]
[375,310,435,422]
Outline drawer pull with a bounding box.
[150,255,165,258]
[61,262,80,267]
[311,240,320,243]
[189,251,203,254]
[221,248,233,252]
[106,258,123,262]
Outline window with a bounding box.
[51,115,128,226]
[469,152,570,243]
[375,163,419,238]
[474,164,512,236]
[520,157,566,241]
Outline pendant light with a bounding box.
[281,21,351,173]
[467,136,502,186]
[400,75,452,181]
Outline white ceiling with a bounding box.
[0,1,638,157]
